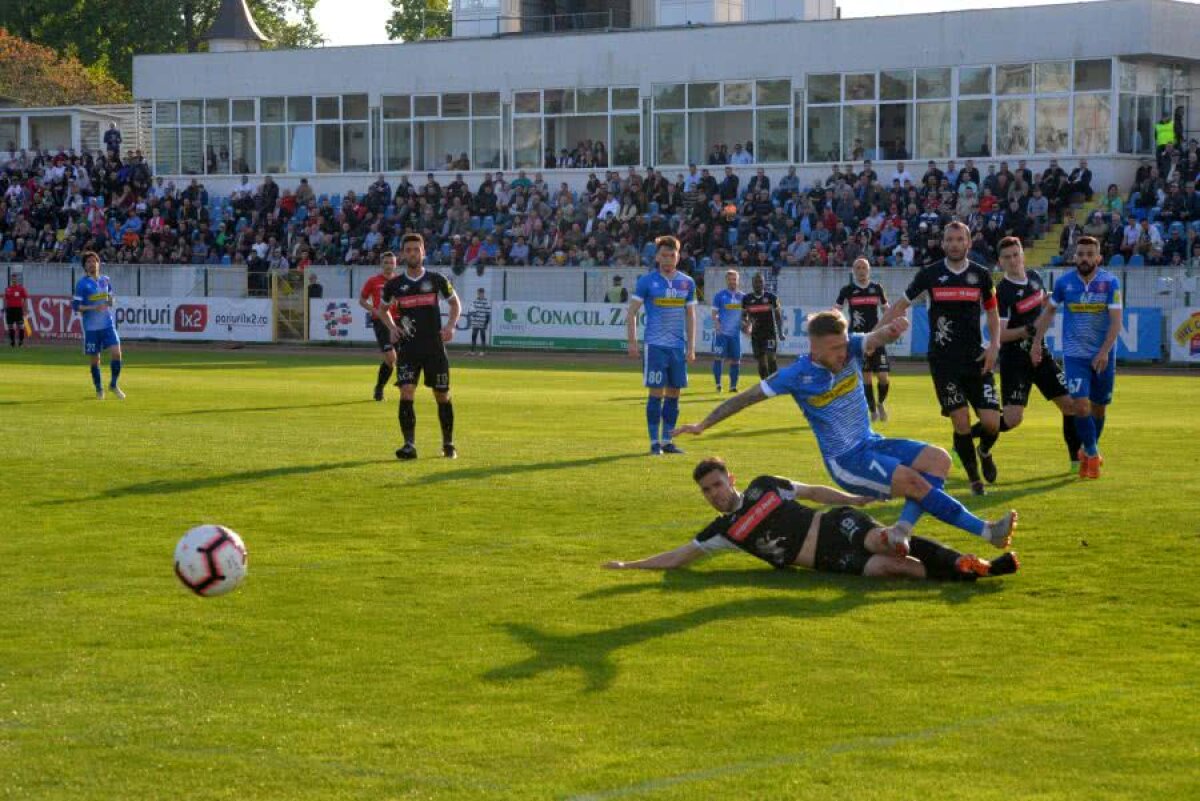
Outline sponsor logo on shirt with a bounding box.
[728,492,782,542]
[808,373,860,408]
[655,297,687,307]
[931,287,981,303]
[397,293,438,308]
[1067,302,1107,313]
[1014,291,1044,314]
[745,304,772,313]
[849,296,880,306]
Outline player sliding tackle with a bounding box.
[672,310,1016,554]
[605,457,1018,580]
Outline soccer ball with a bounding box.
[174,525,248,597]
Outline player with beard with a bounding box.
[379,234,462,460]
[836,258,891,421]
[359,251,398,401]
[983,237,1082,470]
[1030,237,1120,479]
[741,272,784,378]
[876,221,1002,495]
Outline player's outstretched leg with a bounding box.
[887,450,1016,550]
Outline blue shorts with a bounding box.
[824,436,929,500]
[644,344,688,389]
[713,333,742,360]
[1064,355,1115,405]
[84,327,120,355]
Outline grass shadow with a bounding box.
[403,452,648,488]
[161,400,373,416]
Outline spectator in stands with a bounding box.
[104,124,121,157]
[1067,160,1093,201]
[730,143,753,165]
[605,275,629,303]
[306,273,323,299]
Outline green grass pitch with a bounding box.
[2,346,1198,800]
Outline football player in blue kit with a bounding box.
[72,251,125,399]
[710,269,744,393]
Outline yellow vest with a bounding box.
[1155,120,1177,146]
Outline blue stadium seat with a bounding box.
[1128,253,1145,267]
[1108,254,1125,267]
[469,216,481,231]
[1050,256,1063,266]
[482,216,495,232]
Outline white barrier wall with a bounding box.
[115,297,274,342]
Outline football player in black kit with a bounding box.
[836,258,891,422]
[876,221,1002,495]
[378,233,462,460]
[604,457,1018,580]
[987,237,1082,470]
[741,271,785,378]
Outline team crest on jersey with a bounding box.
[938,274,950,283]
[420,280,432,292]
[1030,278,1041,291]
[745,487,763,502]
[852,311,865,328]
[934,317,954,346]
[966,272,979,285]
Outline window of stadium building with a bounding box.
[0,117,20,152]
[512,87,639,169]
[652,79,790,166]
[1117,60,1188,155]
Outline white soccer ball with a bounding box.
[174,525,248,597]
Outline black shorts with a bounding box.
[5,307,23,325]
[751,336,778,357]
[372,319,394,353]
[813,507,880,576]
[929,360,1000,416]
[1000,350,1068,407]
[396,345,450,391]
[863,345,890,373]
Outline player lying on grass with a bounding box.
[604,457,1019,580]
[672,310,1016,555]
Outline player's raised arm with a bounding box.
[604,542,708,570]
[672,382,769,436]
[790,482,874,507]
[874,294,910,330]
[864,317,909,355]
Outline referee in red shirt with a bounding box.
[359,252,398,400]
[5,274,29,347]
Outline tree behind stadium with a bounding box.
[0,28,130,105]
[387,0,452,42]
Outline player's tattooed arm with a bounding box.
[673,384,768,436]
[604,542,707,570]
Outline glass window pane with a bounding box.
[576,88,607,114]
[879,103,913,160]
[1119,61,1137,93]
[687,110,752,165]
[288,124,315,172]
[842,105,875,161]
[442,93,470,117]
[807,105,840,162]
[756,108,788,163]
[1036,62,1071,94]
[154,127,178,174]
[1135,95,1153,154]
[316,96,340,121]
[756,79,790,106]
[261,97,285,123]
[957,99,991,157]
[958,66,992,96]
[724,81,752,106]
[343,122,369,171]
[472,120,500,169]
[514,92,540,115]
[916,102,950,159]
[1119,94,1153,154]
[180,100,202,124]
[845,73,876,102]
[543,89,572,115]
[1035,97,1069,153]
[916,68,951,99]
[654,112,685,164]
[261,125,287,173]
[342,94,368,120]
[288,96,313,122]
[688,83,719,109]
[384,123,412,171]
[472,92,501,116]
[611,115,639,166]
[383,96,410,120]
[513,117,541,169]
[414,120,470,171]
[205,127,230,174]
[808,74,840,104]
[205,99,229,125]
[156,101,178,125]
[316,124,341,172]
[996,98,1031,155]
[1074,94,1111,154]
[180,127,203,174]
[231,126,255,173]
[654,84,685,110]
[1075,60,1112,92]
[880,70,913,101]
[997,64,1031,95]
[231,99,255,123]
[414,95,439,117]
[612,88,638,111]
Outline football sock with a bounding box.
[1093,415,1106,443]
[1062,415,1082,459]
[7,327,13,346]
[909,535,973,581]
[646,395,663,444]
[16,324,23,344]
[918,487,988,537]
[712,360,722,387]
[399,399,416,444]
[728,364,740,390]
[756,355,770,379]
[953,432,981,482]
[877,381,890,404]
[661,396,680,442]
[898,473,945,528]
[970,418,1009,454]
[437,401,454,445]
[376,362,393,389]
[767,354,778,374]
[1074,414,1099,457]
[109,359,122,387]
[90,364,102,390]
[863,383,877,414]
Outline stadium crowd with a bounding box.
[2,142,1199,282]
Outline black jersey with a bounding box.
[996,270,1049,361]
[381,269,455,349]
[903,259,997,365]
[836,281,888,333]
[692,476,815,569]
[741,291,780,340]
